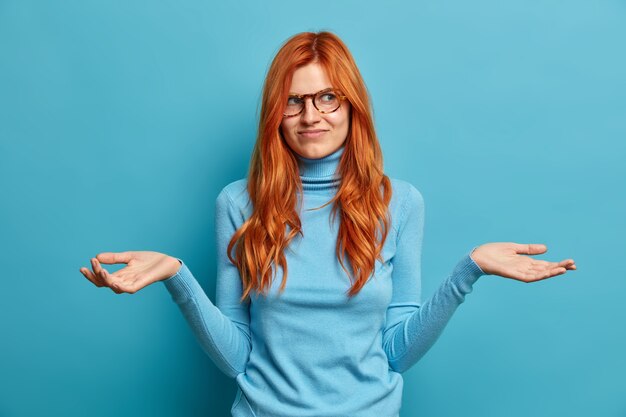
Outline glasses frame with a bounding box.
[282,88,348,118]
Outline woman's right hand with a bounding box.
[79,251,182,294]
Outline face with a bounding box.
[279,63,351,159]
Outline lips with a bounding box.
[298,129,329,138]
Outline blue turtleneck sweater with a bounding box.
[162,145,485,417]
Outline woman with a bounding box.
[79,31,576,417]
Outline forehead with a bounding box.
[288,63,332,94]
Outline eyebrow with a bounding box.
[287,87,334,96]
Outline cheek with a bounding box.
[279,120,288,134]
[280,120,295,141]
[336,106,350,128]
[334,111,350,132]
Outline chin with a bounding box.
[300,150,325,159]
[296,143,342,160]
[297,149,326,159]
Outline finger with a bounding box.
[519,262,569,281]
[514,243,547,255]
[92,258,113,287]
[541,260,572,272]
[97,252,133,265]
[525,267,565,282]
[89,259,125,293]
[80,267,105,287]
[530,259,575,273]
[104,270,125,294]
[98,267,125,294]
[553,259,576,270]
[542,266,567,280]
[91,258,104,280]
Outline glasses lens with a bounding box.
[283,91,342,117]
[315,91,340,113]
[284,96,303,116]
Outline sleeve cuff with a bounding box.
[469,246,487,275]
[449,249,486,291]
[161,258,205,303]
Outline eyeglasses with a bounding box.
[283,88,347,118]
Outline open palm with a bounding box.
[79,251,181,294]
[470,242,576,282]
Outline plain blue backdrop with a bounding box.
[1,1,624,416]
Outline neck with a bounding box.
[295,145,344,192]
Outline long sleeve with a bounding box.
[161,187,251,379]
[382,184,485,373]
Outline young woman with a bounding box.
[80,31,576,417]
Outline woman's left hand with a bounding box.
[470,242,576,283]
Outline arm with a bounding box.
[382,185,485,373]
[162,188,251,378]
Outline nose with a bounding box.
[301,97,321,125]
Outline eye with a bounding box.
[287,96,303,105]
[319,93,336,102]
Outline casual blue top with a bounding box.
[162,144,486,417]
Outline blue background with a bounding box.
[1,1,624,416]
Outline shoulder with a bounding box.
[389,177,424,212]
[216,178,252,219]
[218,178,249,203]
[388,177,425,232]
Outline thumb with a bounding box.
[96,251,133,265]
[514,243,547,255]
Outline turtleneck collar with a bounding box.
[295,145,344,192]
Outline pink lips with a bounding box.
[298,129,328,139]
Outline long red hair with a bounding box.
[227,31,392,301]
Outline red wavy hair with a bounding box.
[227,31,392,301]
